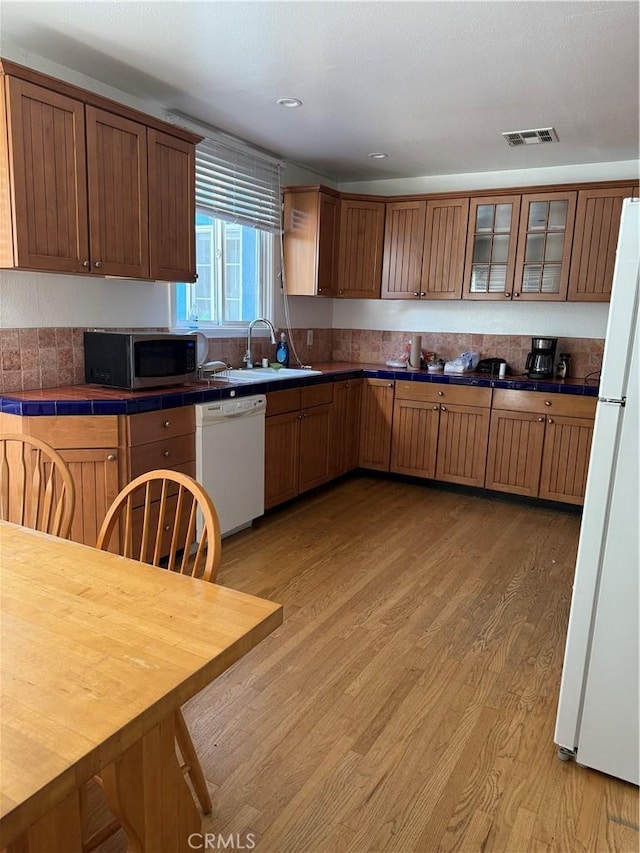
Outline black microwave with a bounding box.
[84,331,198,389]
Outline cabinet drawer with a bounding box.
[23,415,119,448]
[127,406,195,446]
[395,381,492,408]
[266,388,302,416]
[301,383,333,408]
[130,434,195,478]
[492,390,596,418]
[129,461,196,508]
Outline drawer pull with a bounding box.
[544,400,552,407]
[163,450,170,457]
[107,454,116,461]
[163,420,171,427]
[438,391,444,397]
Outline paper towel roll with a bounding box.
[409,336,422,369]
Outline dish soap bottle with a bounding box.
[275,332,290,368]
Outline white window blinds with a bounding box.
[196,138,282,233]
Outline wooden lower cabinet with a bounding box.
[264,385,333,510]
[329,379,362,477]
[0,413,122,548]
[265,410,300,508]
[359,379,395,471]
[57,447,120,549]
[485,410,546,497]
[486,390,596,504]
[390,382,491,486]
[390,399,439,477]
[435,403,490,487]
[0,406,196,550]
[538,415,595,504]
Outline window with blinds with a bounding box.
[174,133,281,330]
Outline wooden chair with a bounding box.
[0,432,75,539]
[80,470,221,851]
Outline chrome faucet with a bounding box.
[243,318,277,369]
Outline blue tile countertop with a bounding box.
[0,362,599,417]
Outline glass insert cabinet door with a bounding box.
[513,191,577,300]
[463,196,521,299]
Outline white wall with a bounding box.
[331,298,608,339]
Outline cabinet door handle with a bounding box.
[548,418,554,424]
[432,405,439,410]
[163,450,170,457]
[83,260,91,268]
[537,417,545,422]
[413,291,420,297]
[107,454,116,461]
[163,420,171,427]
[420,292,426,297]
[514,292,520,297]
[387,383,393,388]
[163,524,171,532]
[441,405,447,412]
[94,261,102,269]
[504,292,511,298]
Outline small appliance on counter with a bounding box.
[556,352,572,378]
[525,337,557,379]
[443,351,480,374]
[476,357,507,376]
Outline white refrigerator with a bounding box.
[554,197,639,785]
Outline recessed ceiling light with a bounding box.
[277,98,302,108]
[368,152,388,159]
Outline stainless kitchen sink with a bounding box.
[223,367,323,383]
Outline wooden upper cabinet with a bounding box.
[513,191,577,301]
[567,187,635,302]
[148,130,196,282]
[2,77,89,272]
[282,188,338,296]
[338,198,385,297]
[86,107,149,279]
[463,196,521,300]
[421,197,469,299]
[0,58,199,281]
[381,200,426,299]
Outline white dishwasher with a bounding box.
[195,394,266,538]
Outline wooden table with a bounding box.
[0,521,283,852]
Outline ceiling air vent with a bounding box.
[502,127,559,147]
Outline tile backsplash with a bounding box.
[0,326,603,392]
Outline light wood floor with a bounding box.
[98,475,639,852]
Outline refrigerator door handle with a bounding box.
[598,397,626,405]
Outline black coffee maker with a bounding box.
[526,337,557,379]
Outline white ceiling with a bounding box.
[1,1,638,182]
